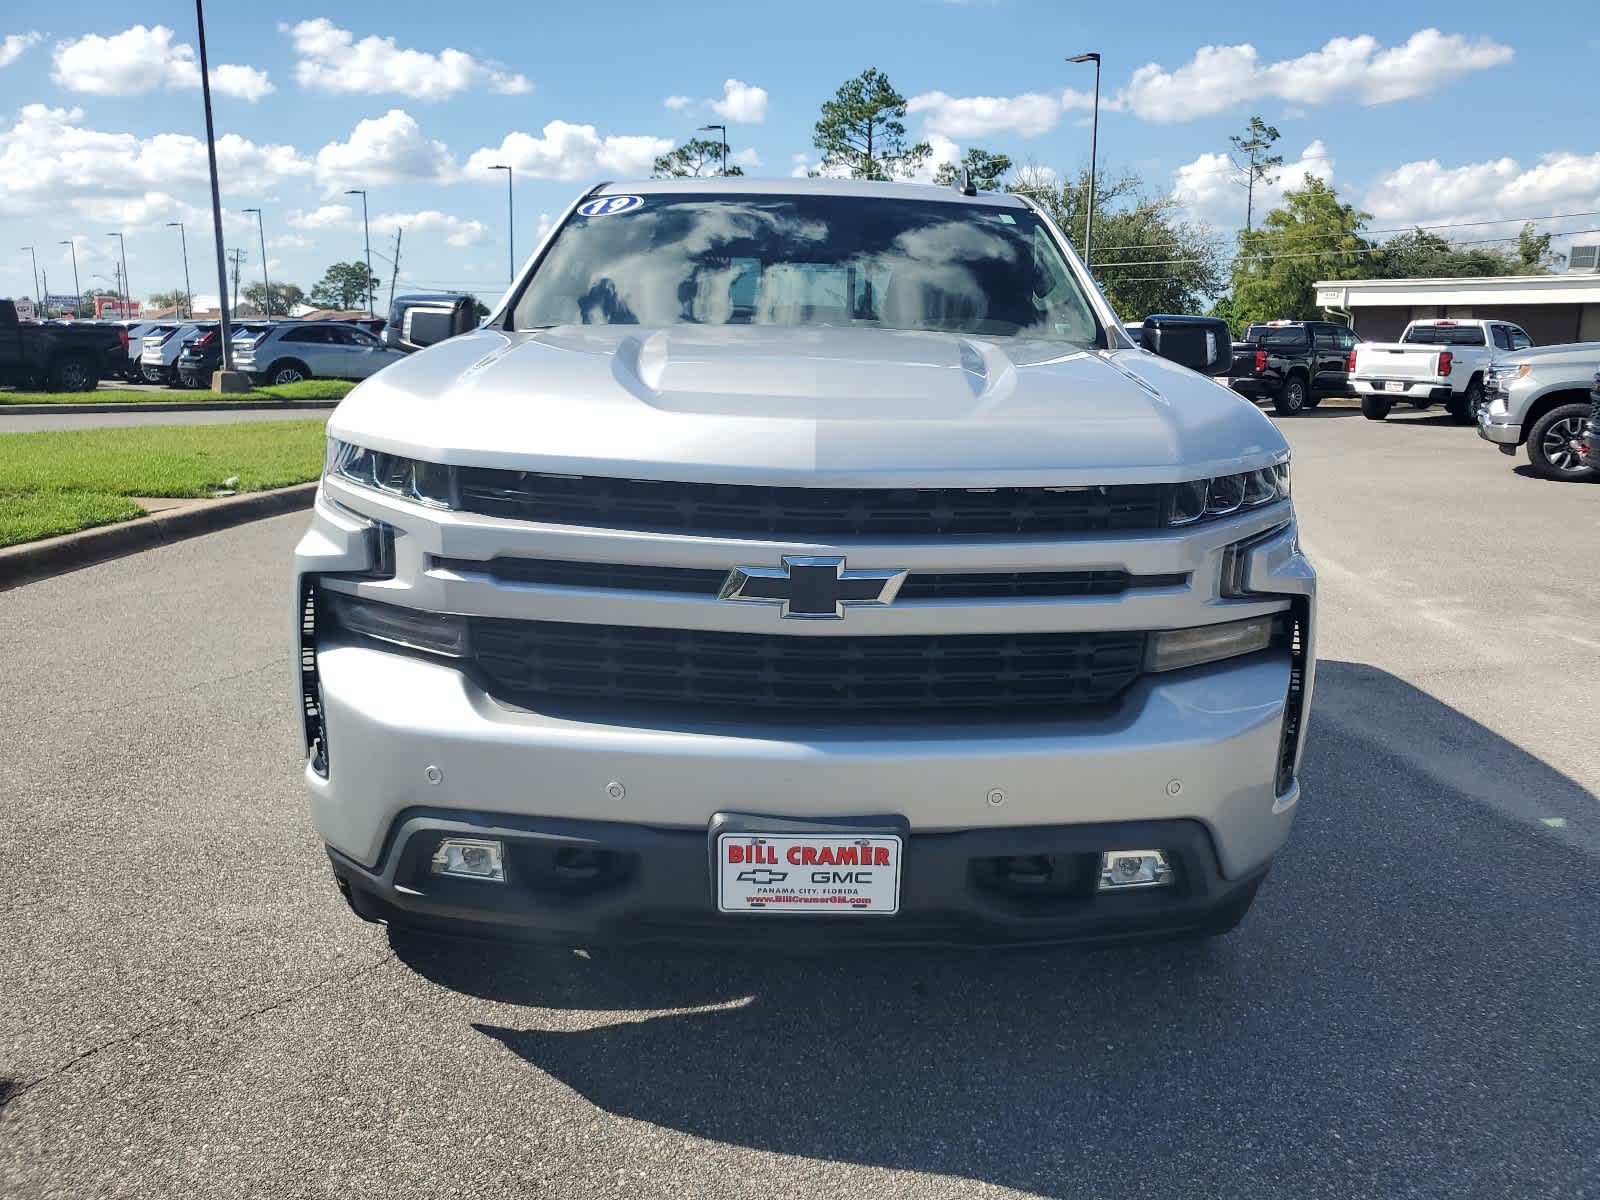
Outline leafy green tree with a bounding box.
[1230,176,1372,325]
[1373,227,1519,279]
[653,137,745,178]
[1207,293,1243,338]
[307,262,378,311]
[1229,115,1283,232]
[148,289,188,311]
[1516,222,1561,272]
[1013,165,1225,320]
[813,68,930,180]
[241,281,307,316]
[932,148,1012,191]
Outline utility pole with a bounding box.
[228,248,244,312]
[242,207,271,317]
[58,240,82,315]
[345,188,374,317]
[698,124,728,175]
[489,164,513,285]
[21,246,40,308]
[1067,52,1102,269]
[167,222,192,318]
[386,228,403,313]
[195,0,237,376]
[107,231,131,316]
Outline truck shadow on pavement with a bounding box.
[391,661,1598,1197]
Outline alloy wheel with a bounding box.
[1541,416,1585,473]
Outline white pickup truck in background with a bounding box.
[1351,318,1534,424]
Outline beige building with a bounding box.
[1314,274,1600,346]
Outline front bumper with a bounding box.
[1477,405,1521,447]
[329,809,1269,947]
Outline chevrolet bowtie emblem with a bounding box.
[719,555,908,619]
[736,868,790,885]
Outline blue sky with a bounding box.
[3,0,1598,309]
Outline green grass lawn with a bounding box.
[0,420,328,548]
[0,378,355,406]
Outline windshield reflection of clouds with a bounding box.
[515,198,1098,344]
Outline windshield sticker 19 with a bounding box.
[577,195,644,217]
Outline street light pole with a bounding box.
[107,232,131,316]
[21,246,40,308]
[194,0,235,373]
[58,240,81,316]
[699,124,728,175]
[1067,52,1102,270]
[242,207,271,318]
[344,189,374,316]
[167,222,193,318]
[489,164,513,285]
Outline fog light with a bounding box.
[431,838,506,882]
[1098,850,1172,891]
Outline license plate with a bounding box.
[716,831,902,914]
[1384,380,1405,392]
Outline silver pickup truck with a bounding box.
[292,179,1316,949]
[1478,343,1600,481]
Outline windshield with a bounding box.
[510,193,1102,344]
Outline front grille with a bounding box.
[455,470,1171,539]
[435,556,1188,602]
[299,582,329,776]
[467,619,1147,719]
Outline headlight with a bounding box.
[327,439,454,508]
[323,590,470,657]
[1146,615,1278,673]
[1168,460,1289,525]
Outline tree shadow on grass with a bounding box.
[393,661,1599,1197]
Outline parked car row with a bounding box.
[131,319,405,388]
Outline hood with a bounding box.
[329,325,1286,488]
[1498,342,1600,369]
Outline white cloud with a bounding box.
[50,25,273,100]
[907,134,963,184]
[710,78,768,123]
[1,32,42,68]
[283,18,529,100]
[790,152,812,179]
[314,109,455,192]
[664,95,693,111]
[729,148,761,170]
[0,104,310,220]
[465,121,672,181]
[1122,29,1512,121]
[209,63,276,102]
[372,210,488,247]
[289,204,355,231]
[1362,152,1600,228]
[1172,139,1333,229]
[908,90,1069,138]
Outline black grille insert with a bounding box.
[436,556,1188,602]
[467,619,1147,719]
[455,470,1172,539]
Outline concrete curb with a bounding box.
[0,483,318,591]
[0,400,339,416]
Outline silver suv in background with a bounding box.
[234,322,405,385]
[1478,344,1600,481]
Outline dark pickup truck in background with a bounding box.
[1228,319,1359,416]
[0,300,128,391]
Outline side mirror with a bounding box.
[1139,314,1232,377]
[405,309,456,349]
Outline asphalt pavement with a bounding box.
[2,406,1596,1199]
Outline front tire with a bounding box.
[1273,375,1308,416]
[1361,394,1392,421]
[140,364,163,384]
[1526,403,1598,481]
[269,360,310,385]
[49,356,98,392]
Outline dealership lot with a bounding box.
[1,410,1595,1199]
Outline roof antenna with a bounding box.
[955,167,977,197]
